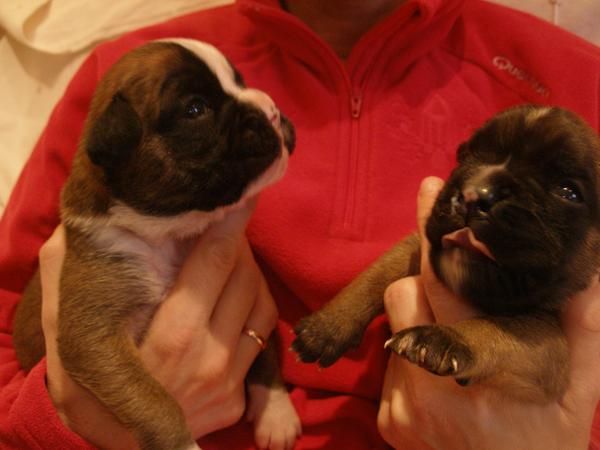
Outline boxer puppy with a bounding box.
[13,39,300,450]
[292,105,600,403]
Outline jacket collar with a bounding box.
[237,0,466,84]
[238,0,452,16]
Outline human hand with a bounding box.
[41,205,277,449]
[377,177,600,450]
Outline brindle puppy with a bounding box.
[13,40,299,450]
[292,105,600,402]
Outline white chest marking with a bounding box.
[64,149,288,303]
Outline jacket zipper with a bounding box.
[336,88,365,238]
[351,93,363,118]
[242,3,369,239]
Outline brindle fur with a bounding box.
[293,105,600,403]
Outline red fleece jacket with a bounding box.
[1,0,600,448]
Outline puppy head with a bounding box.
[426,105,600,314]
[74,39,294,217]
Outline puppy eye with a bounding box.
[556,182,583,203]
[184,98,209,118]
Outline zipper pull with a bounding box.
[350,94,362,118]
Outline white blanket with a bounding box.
[0,0,232,214]
[0,0,598,215]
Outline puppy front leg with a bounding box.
[246,335,301,450]
[385,312,569,403]
[58,254,195,450]
[293,233,421,367]
[58,327,194,449]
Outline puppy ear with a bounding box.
[86,93,142,170]
[456,142,468,164]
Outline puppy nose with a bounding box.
[238,88,281,127]
[462,184,509,214]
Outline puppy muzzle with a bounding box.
[238,88,281,129]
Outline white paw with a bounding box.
[184,443,202,450]
[183,444,202,450]
[247,384,301,450]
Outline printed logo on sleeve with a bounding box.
[493,56,550,98]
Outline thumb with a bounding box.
[416,177,445,240]
[40,225,67,337]
[562,276,600,404]
[39,225,67,293]
[415,177,476,323]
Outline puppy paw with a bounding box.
[247,384,301,450]
[291,312,362,367]
[385,325,474,380]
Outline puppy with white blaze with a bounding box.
[293,104,600,404]
[12,39,299,450]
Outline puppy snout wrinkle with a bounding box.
[462,184,511,215]
[238,88,280,126]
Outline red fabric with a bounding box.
[1,0,600,448]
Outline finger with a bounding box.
[210,239,261,345]
[416,176,444,278]
[415,176,447,302]
[417,177,445,239]
[39,225,67,298]
[384,276,434,333]
[159,205,255,328]
[378,355,399,447]
[231,278,278,380]
[562,277,600,405]
[38,227,135,446]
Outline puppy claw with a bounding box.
[384,337,395,350]
[385,334,412,355]
[386,326,474,378]
[418,346,428,365]
[451,356,459,373]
